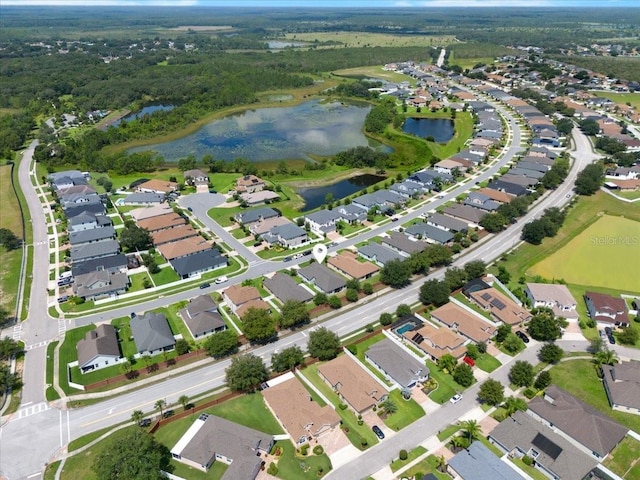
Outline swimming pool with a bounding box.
[396,324,415,335]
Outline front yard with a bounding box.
[603,436,640,479]
[425,359,465,404]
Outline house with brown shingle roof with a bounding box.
[327,251,379,281]
[136,178,178,194]
[137,212,186,232]
[403,323,467,361]
[469,287,532,326]
[236,298,271,319]
[151,224,199,246]
[235,175,266,193]
[223,284,261,314]
[477,187,513,204]
[157,236,211,261]
[584,291,630,327]
[602,360,640,416]
[431,302,496,344]
[262,376,340,446]
[528,385,628,459]
[317,354,388,414]
[129,203,173,222]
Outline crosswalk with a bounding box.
[12,323,22,342]
[15,402,50,420]
[57,318,67,336]
[25,341,48,351]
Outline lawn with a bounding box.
[129,271,153,291]
[155,306,192,344]
[286,32,456,49]
[150,266,181,286]
[390,445,427,472]
[59,324,95,393]
[531,215,640,292]
[549,359,640,433]
[45,341,60,401]
[111,316,138,358]
[597,92,640,109]
[401,454,450,480]
[474,353,501,373]
[511,457,549,480]
[274,440,332,480]
[381,389,425,431]
[437,423,461,441]
[425,359,465,404]
[211,393,285,434]
[603,436,640,479]
[0,163,24,314]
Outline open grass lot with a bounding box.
[531,215,640,292]
[549,359,640,433]
[284,32,456,48]
[603,436,640,479]
[425,359,465,404]
[332,65,418,86]
[614,190,640,201]
[594,91,640,109]
[381,388,426,431]
[46,341,60,401]
[390,445,427,472]
[401,454,450,480]
[449,56,497,70]
[0,164,24,314]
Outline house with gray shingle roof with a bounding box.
[382,231,427,256]
[463,192,501,212]
[352,190,404,212]
[120,192,165,205]
[425,213,468,233]
[179,295,226,339]
[448,442,526,480]
[334,204,367,224]
[72,253,128,278]
[358,243,404,267]
[304,209,342,234]
[234,207,279,226]
[365,338,429,389]
[130,312,175,355]
[298,263,346,294]
[390,179,426,199]
[262,223,307,248]
[508,167,545,179]
[69,226,116,246]
[602,360,640,416]
[263,273,313,304]
[443,204,486,225]
[70,239,120,263]
[406,222,454,244]
[77,324,121,373]
[73,270,129,301]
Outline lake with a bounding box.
[296,174,385,212]
[402,118,455,143]
[112,104,175,127]
[129,99,384,163]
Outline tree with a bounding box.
[528,310,562,341]
[495,324,512,343]
[444,267,467,291]
[453,363,475,387]
[575,161,604,195]
[131,410,145,426]
[503,333,524,354]
[307,327,341,361]
[0,337,22,360]
[379,312,393,326]
[203,330,238,359]
[174,338,190,356]
[154,399,166,417]
[522,220,549,245]
[279,300,310,329]
[92,428,172,480]
[464,260,486,280]
[380,259,411,288]
[438,354,457,374]
[477,341,487,354]
[179,395,190,410]
[503,396,528,417]
[534,370,552,390]
[119,222,152,252]
[460,419,481,445]
[509,360,534,387]
[419,279,450,307]
[466,344,479,360]
[395,304,411,318]
[496,265,511,284]
[479,212,508,233]
[0,228,21,250]
[362,282,373,295]
[379,397,398,416]
[617,327,639,345]
[328,295,342,309]
[313,292,328,305]
[478,378,505,406]
[225,354,269,392]
[538,343,564,363]
[345,288,359,302]
[579,118,601,136]
[271,346,305,372]
[595,348,618,366]
[242,307,277,344]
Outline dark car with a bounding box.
[138,418,152,427]
[608,334,616,345]
[57,295,69,303]
[516,330,530,343]
[187,207,193,212]
[130,312,136,319]
[604,326,613,336]
[372,425,385,440]
[200,282,211,289]
[162,409,175,419]
[283,256,292,262]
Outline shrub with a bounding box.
[362,283,373,295]
[380,313,393,326]
[313,445,324,455]
[522,455,533,466]
[300,444,309,455]
[347,344,358,355]
[328,295,342,309]
[399,449,408,461]
[365,323,374,333]
[523,387,537,399]
[339,403,348,410]
[360,437,368,448]
[267,462,278,475]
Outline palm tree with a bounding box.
[435,454,447,473]
[460,419,481,445]
[438,354,457,374]
[449,435,467,452]
[503,396,528,417]
[131,410,144,426]
[154,399,166,417]
[379,398,398,416]
[595,348,618,366]
[179,395,190,411]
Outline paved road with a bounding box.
[0,116,608,479]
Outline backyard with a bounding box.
[603,435,640,480]
[425,359,466,404]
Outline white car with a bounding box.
[450,393,462,404]
[215,276,228,284]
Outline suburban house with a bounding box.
[262,375,340,445]
[297,263,346,294]
[49,170,88,191]
[137,212,186,233]
[304,209,342,234]
[69,226,116,247]
[584,291,630,327]
[65,202,105,220]
[602,360,640,416]
[358,243,405,267]
[170,248,227,279]
[476,187,514,204]
[488,411,598,480]
[249,216,292,237]
[70,239,120,263]
[463,192,501,212]
[151,224,198,246]
[381,232,427,256]
[129,204,173,222]
[334,204,367,224]
[327,251,379,280]
[223,284,262,315]
[430,302,496,344]
[528,385,628,459]
[240,190,280,206]
[72,253,128,278]
[263,273,313,304]
[136,179,178,194]
[170,413,273,478]
[469,288,532,326]
[73,271,129,301]
[389,179,427,199]
[262,223,307,248]
[447,442,526,480]
[76,324,121,373]
[235,174,266,193]
[525,283,579,321]
[425,213,468,233]
[120,192,165,206]
[487,179,528,197]
[183,169,209,186]
[130,312,175,356]
[68,212,110,232]
[352,189,404,212]
[157,236,211,261]
[365,338,429,389]
[59,192,102,209]
[317,354,388,414]
[404,222,454,245]
[403,322,467,361]
[442,204,486,225]
[235,207,280,227]
[179,295,226,339]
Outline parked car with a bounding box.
[516,330,530,343]
[215,276,228,284]
[57,295,69,304]
[391,217,399,222]
[162,409,174,419]
[283,256,292,262]
[138,418,151,427]
[450,393,462,404]
[292,253,303,260]
[130,312,136,318]
[199,282,211,289]
[372,425,385,439]
[187,207,193,212]
[329,242,339,247]
[604,326,613,336]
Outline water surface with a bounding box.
[402,118,455,143]
[297,174,385,212]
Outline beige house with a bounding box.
[327,251,379,280]
[235,175,266,193]
[431,302,496,344]
[136,179,178,194]
[469,288,532,326]
[403,323,467,361]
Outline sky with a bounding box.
[3,0,639,7]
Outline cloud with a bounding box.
[3,0,199,5]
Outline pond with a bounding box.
[267,41,308,49]
[112,104,175,127]
[296,174,385,212]
[402,117,455,143]
[129,99,386,163]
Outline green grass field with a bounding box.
[284,32,455,48]
[531,215,640,292]
[0,164,24,315]
[594,91,640,109]
[332,65,418,86]
[603,436,640,479]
